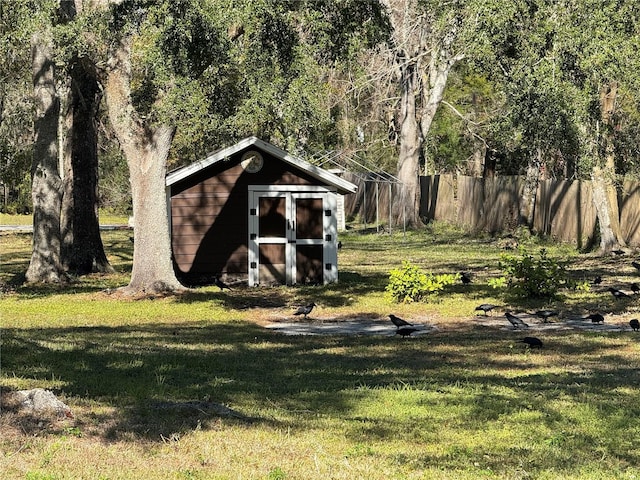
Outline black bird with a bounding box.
[214,276,232,291]
[630,319,640,331]
[293,302,316,318]
[389,314,413,328]
[396,327,419,338]
[612,249,626,256]
[608,287,630,299]
[475,304,497,316]
[505,311,529,328]
[584,313,605,324]
[535,310,559,323]
[632,261,640,271]
[520,336,543,349]
[593,275,603,285]
[460,272,472,285]
[337,241,343,250]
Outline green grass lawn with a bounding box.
[1,224,640,479]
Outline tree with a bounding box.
[0,0,35,214]
[96,0,388,293]
[58,0,113,274]
[378,0,463,227]
[552,0,640,251]
[26,25,66,283]
[25,0,114,282]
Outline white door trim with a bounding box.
[248,186,338,286]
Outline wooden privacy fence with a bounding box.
[344,173,640,247]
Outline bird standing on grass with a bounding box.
[520,337,543,349]
[505,311,529,329]
[631,283,640,294]
[608,287,630,299]
[632,261,640,271]
[475,304,497,316]
[630,319,640,331]
[396,327,419,338]
[293,302,316,318]
[593,275,603,285]
[535,310,559,323]
[584,313,605,324]
[460,272,472,285]
[389,314,413,328]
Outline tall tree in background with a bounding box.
[58,0,113,274]
[556,0,640,252]
[0,0,35,213]
[378,0,467,227]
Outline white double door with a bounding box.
[248,186,337,286]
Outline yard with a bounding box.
[1,223,640,479]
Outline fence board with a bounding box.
[619,179,640,245]
[533,179,596,247]
[344,172,640,246]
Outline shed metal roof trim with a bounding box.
[166,136,358,195]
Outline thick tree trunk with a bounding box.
[383,0,463,228]
[591,164,624,252]
[591,81,624,252]
[104,38,183,294]
[60,58,113,274]
[26,31,65,284]
[394,60,422,228]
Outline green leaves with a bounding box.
[498,248,573,299]
[386,261,457,303]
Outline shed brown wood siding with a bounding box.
[170,148,319,284]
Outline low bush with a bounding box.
[386,261,457,302]
[497,247,573,298]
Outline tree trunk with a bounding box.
[520,149,542,228]
[419,49,465,142]
[104,38,183,294]
[25,30,65,284]
[60,58,113,274]
[394,60,422,228]
[591,81,624,252]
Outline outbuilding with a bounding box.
[165,137,357,287]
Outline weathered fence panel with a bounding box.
[342,172,394,227]
[619,179,640,245]
[455,176,521,233]
[533,179,596,247]
[344,172,640,246]
[420,175,456,223]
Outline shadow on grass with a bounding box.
[3,321,640,451]
[174,270,390,311]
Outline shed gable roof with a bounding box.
[166,136,357,194]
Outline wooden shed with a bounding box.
[165,137,357,287]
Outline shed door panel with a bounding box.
[256,196,289,285]
[295,245,323,284]
[259,197,287,238]
[248,188,337,286]
[292,194,325,284]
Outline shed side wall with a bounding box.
[170,149,319,284]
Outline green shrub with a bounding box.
[386,261,457,303]
[498,248,572,298]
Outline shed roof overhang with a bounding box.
[166,136,358,195]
